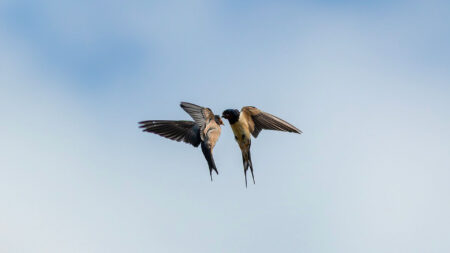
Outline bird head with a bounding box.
[214,115,224,125]
[222,109,240,124]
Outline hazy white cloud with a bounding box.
[0,0,449,252]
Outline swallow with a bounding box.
[222,106,302,187]
[139,102,224,180]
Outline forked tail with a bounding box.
[242,148,255,188]
[201,142,218,181]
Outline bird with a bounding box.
[222,106,302,187]
[139,102,223,180]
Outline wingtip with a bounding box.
[138,120,152,125]
[138,122,150,129]
[179,101,192,108]
[180,101,203,109]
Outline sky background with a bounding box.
[1,0,449,252]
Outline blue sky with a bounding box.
[1,0,449,252]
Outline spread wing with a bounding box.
[138,120,201,147]
[241,106,302,138]
[180,102,215,127]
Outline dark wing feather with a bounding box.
[138,120,201,147]
[180,102,215,127]
[242,106,302,138]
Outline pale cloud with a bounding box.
[0,1,449,252]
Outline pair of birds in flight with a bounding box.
[139,102,302,187]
